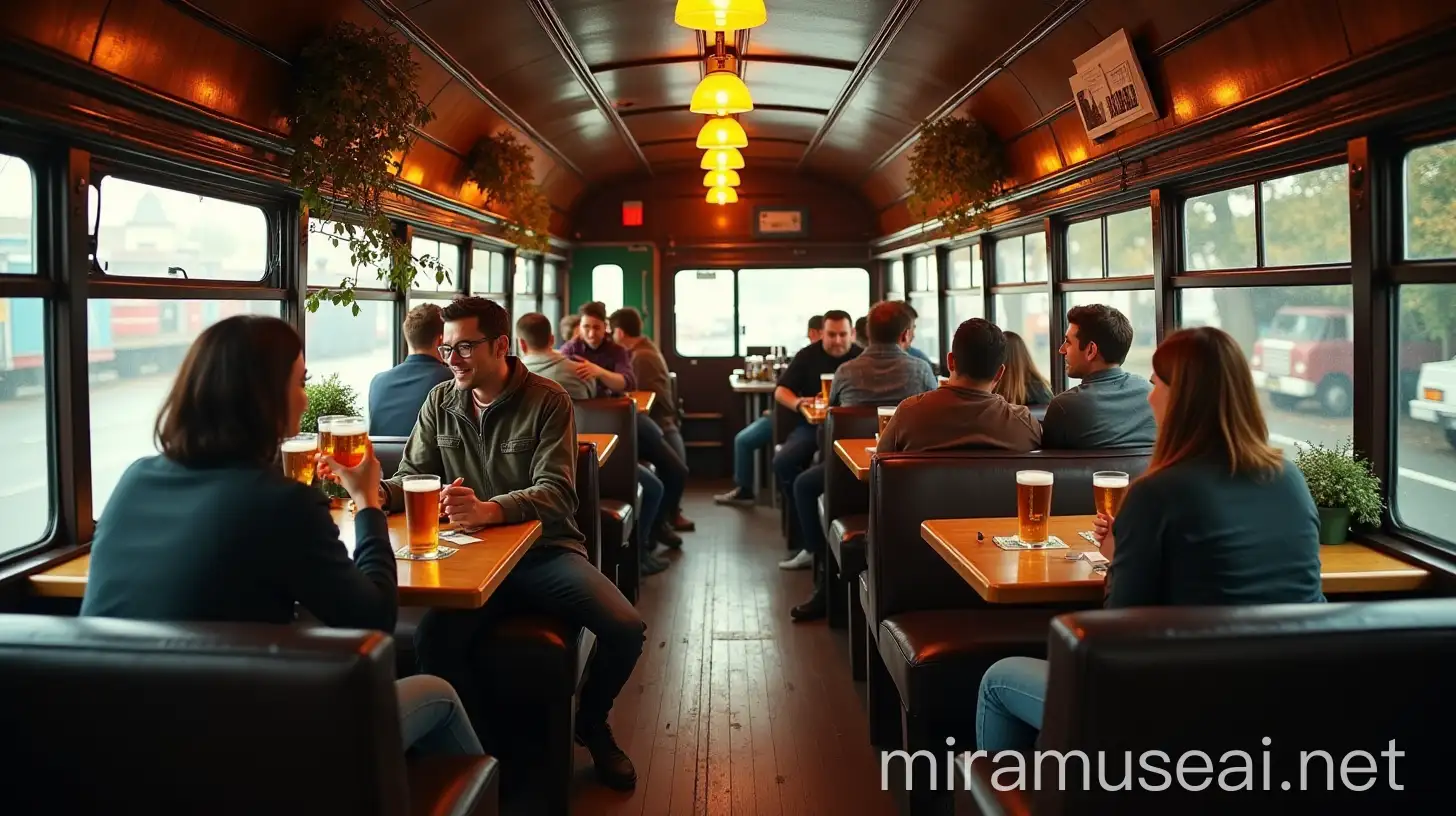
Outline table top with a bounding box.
[30,512,543,609]
[920,515,1435,604]
[730,376,777,393]
[628,391,656,414]
[833,438,877,481]
[579,433,617,465]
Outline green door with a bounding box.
[568,245,657,339]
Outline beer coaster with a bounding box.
[992,535,1069,551]
[865,445,876,453]
[394,544,458,561]
[1078,531,1097,543]
[440,531,481,545]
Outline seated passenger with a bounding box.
[368,303,453,436]
[787,302,937,618]
[394,297,646,789]
[807,314,824,345]
[557,313,581,350]
[81,315,481,759]
[877,318,1041,454]
[558,301,636,397]
[517,312,592,399]
[892,300,938,374]
[993,330,1053,406]
[1040,304,1156,449]
[976,326,1324,753]
[610,306,695,533]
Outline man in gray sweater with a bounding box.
[1041,304,1157,450]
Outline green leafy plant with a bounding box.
[1293,437,1383,526]
[288,22,446,312]
[906,115,1006,238]
[466,131,552,253]
[301,373,360,500]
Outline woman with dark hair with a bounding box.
[974,326,1323,752]
[993,331,1052,406]
[81,314,483,758]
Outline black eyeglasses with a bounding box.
[437,337,495,359]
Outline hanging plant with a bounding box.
[287,22,445,313]
[466,131,553,253]
[906,115,1006,238]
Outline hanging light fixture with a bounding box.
[696,116,748,149]
[703,168,742,188]
[706,185,740,205]
[674,0,767,32]
[700,147,745,170]
[690,35,752,115]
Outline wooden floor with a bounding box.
[569,485,900,816]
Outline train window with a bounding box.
[947,245,982,290]
[303,299,394,427]
[592,264,624,314]
[739,268,870,355]
[88,300,281,515]
[1107,209,1154,277]
[409,236,461,292]
[471,248,507,298]
[1066,219,1102,280]
[944,245,985,339]
[886,259,904,302]
[674,269,735,357]
[543,261,558,294]
[1177,285,1354,451]
[1185,185,1256,271]
[1404,140,1456,260]
[0,155,35,275]
[94,177,267,282]
[1260,165,1349,267]
[1064,290,1157,383]
[995,232,1047,284]
[1395,284,1456,547]
[0,298,51,555]
[1024,232,1048,283]
[994,292,1052,376]
[911,256,932,291]
[512,256,537,320]
[308,219,386,289]
[541,261,560,330]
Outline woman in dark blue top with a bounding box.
[994,331,1053,406]
[81,314,483,759]
[976,326,1323,752]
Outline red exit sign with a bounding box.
[622,200,643,226]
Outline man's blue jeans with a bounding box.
[977,656,1048,752]
[793,463,826,554]
[773,424,818,548]
[731,415,773,495]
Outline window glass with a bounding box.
[0,154,35,275]
[738,268,869,354]
[1106,208,1154,277]
[305,298,393,426]
[994,292,1052,379]
[1404,140,1456,261]
[911,255,932,291]
[1024,232,1048,283]
[470,248,507,296]
[96,177,267,282]
[512,256,537,320]
[908,292,940,366]
[675,269,735,357]
[0,298,51,554]
[945,292,985,334]
[886,259,904,302]
[1185,186,1256,271]
[1396,284,1456,546]
[542,261,558,294]
[995,237,1023,284]
[1178,285,1354,452]
[1064,290,1157,383]
[1260,165,1349,267]
[89,300,281,515]
[541,295,561,333]
[309,219,386,289]
[1066,220,1102,280]
[409,236,461,292]
[947,245,981,290]
[592,264,624,314]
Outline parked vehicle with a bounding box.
[1409,357,1456,450]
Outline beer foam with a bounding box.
[1016,470,1054,486]
[1093,474,1129,489]
[281,438,316,452]
[331,418,366,435]
[404,477,441,493]
[877,406,896,415]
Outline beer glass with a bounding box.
[819,374,834,405]
[1092,471,1130,518]
[330,416,368,468]
[403,475,442,557]
[1016,470,1054,544]
[316,415,348,458]
[877,405,896,436]
[280,434,317,486]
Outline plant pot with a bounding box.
[1316,506,1351,545]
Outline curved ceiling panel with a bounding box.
[622,109,702,144]
[185,0,358,57]
[4,0,109,60]
[741,109,828,144]
[747,0,899,63]
[742,62,854,110]
[595,61,702,111]
[1005,14,1105,116]
[418,80,502,151]
[551,0,694,66]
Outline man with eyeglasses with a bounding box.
[383,296,645,792]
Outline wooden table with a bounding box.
[833,438,878,481]
[628,391,656,414]
[579,433,618,465]
[30,512,543,609]
[800,401,827,425]
[920,514,1435,604]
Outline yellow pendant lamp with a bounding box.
[690,71,753,116]
[700,147,745,170]
[675,0,767,32]
[706,185,739,205]
[696,117,748,149]
[703,168,741,188]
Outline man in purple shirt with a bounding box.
[558,301,637,397]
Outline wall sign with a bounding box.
[1068,29,1158,141]
[754,207,807,237]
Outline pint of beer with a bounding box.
[877,405,896,436]
[1093,471,1130,517]
[316,415,347,458]
[403,475,442,557]
[330,416,368,468]
[281,434,317,486]
[819,374,834,404]
[1016,470,1054,544]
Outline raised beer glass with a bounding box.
[819,374,833,405]
[1092,471,1130,518]
[403,475,442,557]
[330,416,368,468]
[877,405,895,436]
[316,415,347,458]
[280,434,317,486]
[1016,470,1054,544]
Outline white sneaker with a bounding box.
[714,487,756,507]
[778,550,813,570]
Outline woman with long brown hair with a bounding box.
[975,326,1322,753]
[993,331,1052,406]
[81,314,485,759]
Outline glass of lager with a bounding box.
[818,374,833,406]
[281,434,317,486]
[316,415,347,458]
[877,405,895,436]
[330,416,368,468]
[403,475,442,558]
[1093,471,1130,518]
[1016,470,1054,544]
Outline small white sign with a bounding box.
[1068,29,1158,141]
[757,208,803,234]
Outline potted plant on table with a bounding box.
[300,373,361,507]
[1293,438,1383,545]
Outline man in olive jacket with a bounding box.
[385,296,644,791]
